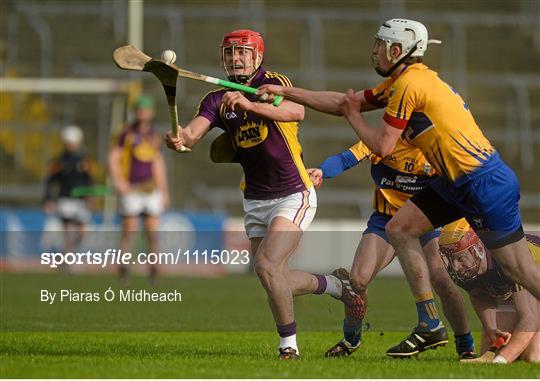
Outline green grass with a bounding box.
[1,273,539,378]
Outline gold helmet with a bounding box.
[439,219,486,282]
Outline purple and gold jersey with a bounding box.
[349,138,436,216]
[195,67,312,200]
[115,123,161,185]
[364,64,496,185]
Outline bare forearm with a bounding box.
[249,101,304,122]
[500,330,536,363]
[345,113,388,157]
[281,87,344,116]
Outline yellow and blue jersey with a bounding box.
[320,137,436,217]
[364,63,497,185]
[349,139,436,216]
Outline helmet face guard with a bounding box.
[221,29,264,84]
[439,229,486,283]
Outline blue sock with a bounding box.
[454,331,475,354]
[415,296,441,331]
[343,319,362,346]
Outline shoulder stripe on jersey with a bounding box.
[265,72,292,87]
[278,73,293,87]
[396,84,409,119]
[266,71,290,85]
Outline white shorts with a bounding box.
[119,190,163,217]
[57,198,91,224]
[243,187,317,239]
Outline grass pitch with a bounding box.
[1,273,539,378]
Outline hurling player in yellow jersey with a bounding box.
[258,18,540,358]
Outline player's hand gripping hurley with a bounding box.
[113,45,283,153]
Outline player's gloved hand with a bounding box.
[306,168,323,189]
[339,89,362,118]
[222,91,253,112]
[164,129,186,151]
[256,84,285,103]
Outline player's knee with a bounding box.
[350,271,369,294]
[385,218,420,244]
[253,256,279,282]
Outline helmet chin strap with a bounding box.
[378,41,420,78]
[227,66,260,84]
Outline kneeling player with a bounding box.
[439,219,540,364]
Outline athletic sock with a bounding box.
[313,274,342,298]
[454,331,475,354]
[277,321,299,354]
[343,319,363,347]
[415,293,441,331]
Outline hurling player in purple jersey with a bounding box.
[109,95,170,284]
[165,29,363,360]
[439,219,540,364]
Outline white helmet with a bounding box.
[61,125,83,145]
[375,19,441,63]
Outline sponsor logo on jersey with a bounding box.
[395,175,418,184]
[235,121,268,148]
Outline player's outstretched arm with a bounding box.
[318,149,362,179]
[340,90,400,157]
[257,84,380,116]
[222,91,304,122]
[256,84,353,116]
[165,116,211,151]
[497,289,539,363]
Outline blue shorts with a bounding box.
[411,154,523,249]
[363,212,440,247]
